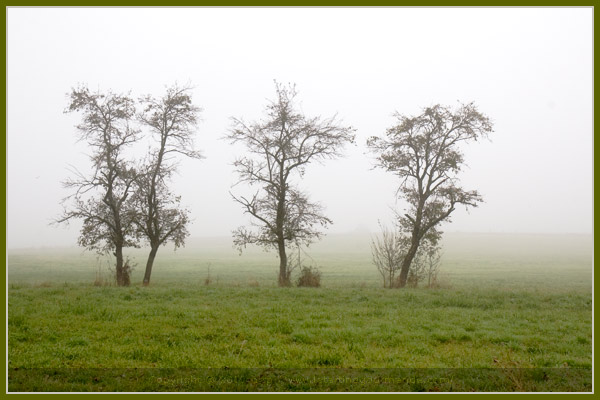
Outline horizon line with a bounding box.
[6,230,594,252]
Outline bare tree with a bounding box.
[423,243,442,288]
[406,241,443,288]
[367,103,492,288]
[226,82,355,286]
[135,85,202,286]
[371,224,405,288]
[57,86,139,286]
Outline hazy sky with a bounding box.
[7,7,593,249]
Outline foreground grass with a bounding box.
[8,284,591,391]
[8,233,593,391]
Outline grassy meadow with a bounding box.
[7,232,593,392]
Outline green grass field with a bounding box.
[7,233,593,392]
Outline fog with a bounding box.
[7,7,593,249]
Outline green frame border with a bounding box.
[2,4,595,398]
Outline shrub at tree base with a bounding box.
[296,266,322,288]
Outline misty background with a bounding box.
[7,7,593,250]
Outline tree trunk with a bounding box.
[277,237,290,287]
[275,177,289,287]
[428,271,431,288]
[143,245,159,286]
[114,244,130,286]
[397,238,420,288]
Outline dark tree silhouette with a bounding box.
[226,82,355,286]
[367,103,493,287]
[135,85,202,286]
[57,86,139,286]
